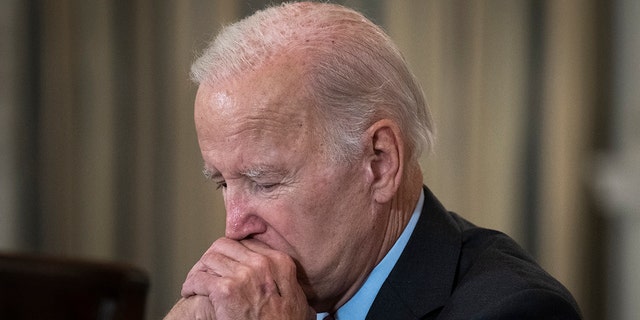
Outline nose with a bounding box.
[223,189,267,240]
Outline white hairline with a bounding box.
[191,2,435,164]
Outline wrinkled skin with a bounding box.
[165,54,413,319]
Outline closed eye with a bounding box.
[254,182,279,192]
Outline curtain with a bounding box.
[0,1,610,319]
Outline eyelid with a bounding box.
[204,166,289,193]
[252,181,280,194]
[203,167,221,180]
[257,181,278,189]
[202,167,227,190]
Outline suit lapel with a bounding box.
[366,186,463,319]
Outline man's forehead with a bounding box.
[195,87,236,121]
[198,78,309,117]
[196,84,315,140]
[211,91,235,114]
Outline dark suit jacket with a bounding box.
[366,186,582,319]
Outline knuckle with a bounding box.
[235,264,252,280]
[285,258,297,275]
[272,251,297,274]
[201,251,220,264]
[209,237,234,252]
[272,250,293,264]
[208,239,226,252]
[251,254,271,270]
[212,277,234,299]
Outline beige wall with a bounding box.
[386,2,601,317]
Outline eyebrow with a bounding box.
[202,167,220,180]
[202,165,288,180]
[240,165,288,179]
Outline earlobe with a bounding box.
[366,120,404,204]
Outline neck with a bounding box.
[375,162,422,264]
[313,162,423,313]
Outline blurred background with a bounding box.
[1,0,638,319]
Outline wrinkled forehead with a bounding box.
[194,56,320,143]
[195,88,310,134]
[202,53,310,106]
[195,84,309,127]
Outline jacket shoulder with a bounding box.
[442,213,582,319]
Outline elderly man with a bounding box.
[166,2,581,319]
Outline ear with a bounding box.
[364,119,404,204]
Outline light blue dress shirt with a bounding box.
[316,190,425,320]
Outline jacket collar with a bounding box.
[366,186,462,319]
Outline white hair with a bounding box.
[191,2,435,163]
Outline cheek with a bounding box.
[291,175,366,239]
[267,181,337,251]
[268,166,370,257]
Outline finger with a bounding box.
[205,238,259,262]
[241,239,299,296]
[183,263,282,302]
[181,270,223,298]
[200,238,284,279]
[183,254,281,299]
[241,239,292,260]
[187,239,255,281]
[241,239,294,271]
[192,248,239,277]
[182,238,290,300]
[182,250,234,298]
[182,251,243,298]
